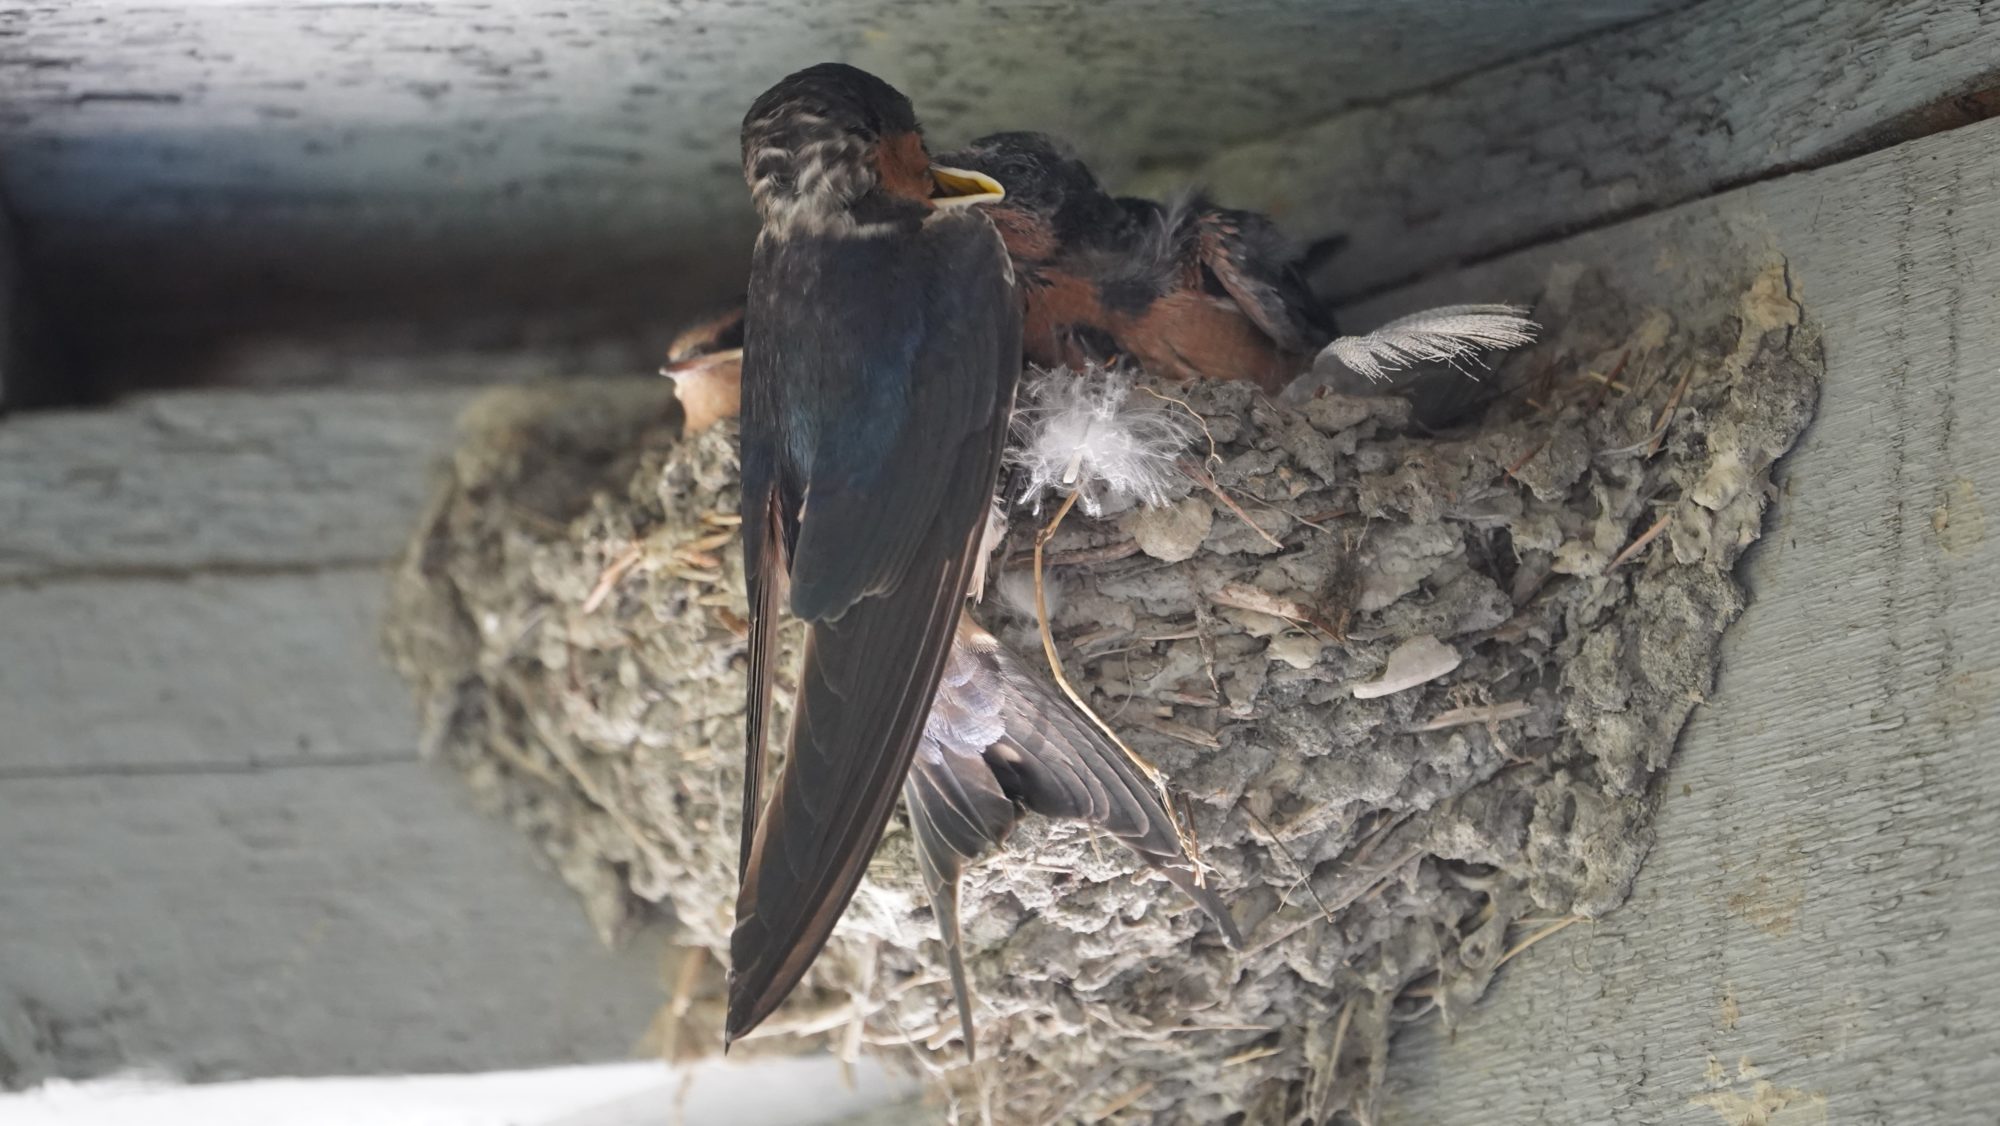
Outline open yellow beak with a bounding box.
[930,164,1006,209]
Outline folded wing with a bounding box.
[730,212,1023,1042]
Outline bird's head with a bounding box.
[940,132,1131,258]
[741,63,1004,235]
[663,302,745,366]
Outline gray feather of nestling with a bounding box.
[904,615,1242,1058]
[1319,303,1539,382]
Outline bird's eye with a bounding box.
[755,156,796,195]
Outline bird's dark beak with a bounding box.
[930,165,1005,209]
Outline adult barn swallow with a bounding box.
[908,614,1243,1055]
[662,302,745,434]
[940,132,1337,393]
[731,63,1020,1043]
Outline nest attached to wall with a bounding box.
[385,261,1818,1124]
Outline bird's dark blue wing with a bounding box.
[730,210,1021,1040]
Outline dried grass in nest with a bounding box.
[384,263,1819,1124]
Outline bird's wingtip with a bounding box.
[722,966,758,1049]
[723,996,759,1050]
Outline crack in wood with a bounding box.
[0,750,418,783]
[0,557,396,590]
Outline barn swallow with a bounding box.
[939,132,1338,393]
[663,134,1338,437]
[662,301,745,434]
[908,614,1242,1056]
[730,63,1021,1044]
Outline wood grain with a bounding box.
[0,762,669,1086]
[1352,105,2000,1126]
[0,388,470,581]
[1159,0,2000,302]
[0,572,417,774]
[0,385,676,1085]
[0,0,1680,392]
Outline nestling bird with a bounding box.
[665,130,1338,429]
[661,301,745,434]
[729,62,1021,1044]
[939,131,1339,393]
[908,614,1243,1056]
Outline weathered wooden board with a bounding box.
[1340,102,2000,1126]
[0,388,472,581]
[0,572,416,774]
[1160,0,2000,302]
[0,762,670,1087]
[0,385,676,1086]
[0,0,1681,394]
[3,0,1678,235]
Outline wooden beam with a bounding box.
[0,389,471,582]
[0,763,669,1086]
[0,572,417,775]
[1349,105,2000,1126]
[0,386,672,1086]
[0,0,1679,395]
[1152,0,2000,302]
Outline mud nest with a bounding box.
[385,262,1818,1123]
